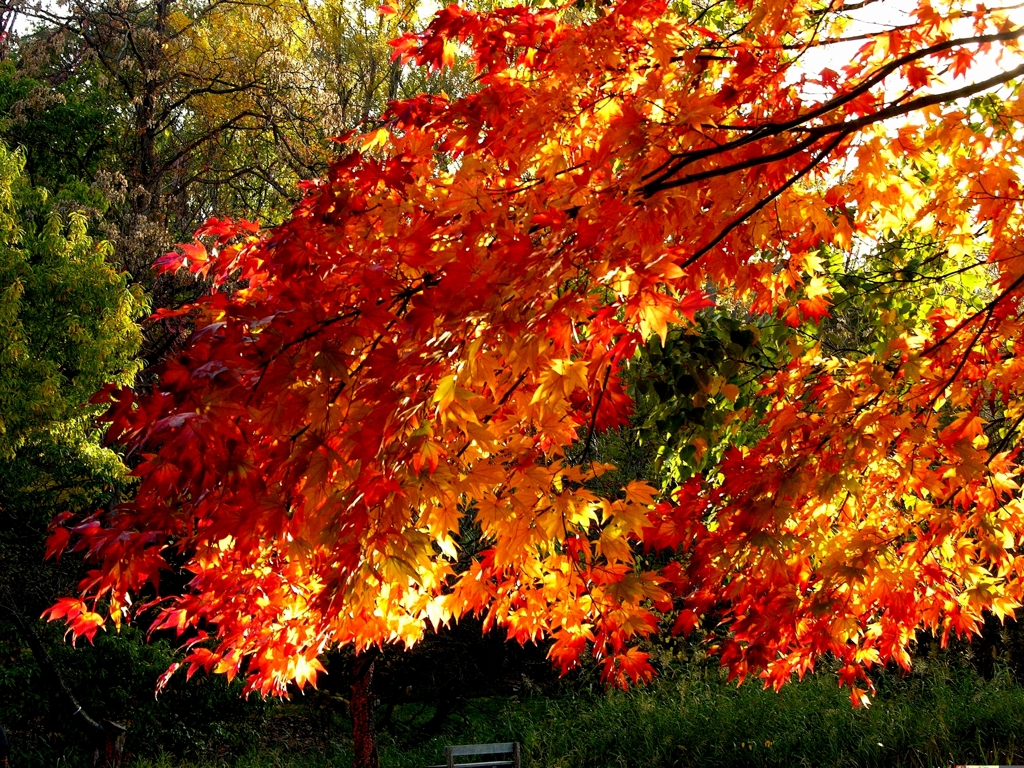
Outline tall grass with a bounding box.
[132,659,1024,768]
[377,661,1024,768]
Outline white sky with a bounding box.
[792,0,1024,90]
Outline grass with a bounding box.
[378,663,1024,768]
[128,657,1024,768]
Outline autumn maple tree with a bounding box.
[45,0,1024,712]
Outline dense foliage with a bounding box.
[4,0,1024,764]
[43,0,1024,711]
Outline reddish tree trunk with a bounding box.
[351,651,380,768]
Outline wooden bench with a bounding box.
[429,741,521,768]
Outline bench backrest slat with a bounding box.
[448,744,515,757]
[443,741,521,768]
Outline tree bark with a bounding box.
[351,650,380,768]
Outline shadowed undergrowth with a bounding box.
[128,658,1024,768]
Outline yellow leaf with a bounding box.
[623,480,658,506]
[424,597,451,631]
[442,39,458,68]
[595,96,623,124]
[638,300,673,346]
[383,556,422,586]
[596,528,634,564]
[359,128,389,153]
[433,374,457,413]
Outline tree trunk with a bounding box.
[351,650,380,768]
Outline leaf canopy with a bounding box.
[49,0,1024,702]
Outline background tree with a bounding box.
[0,139,146,761]
[14,0,485,242]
